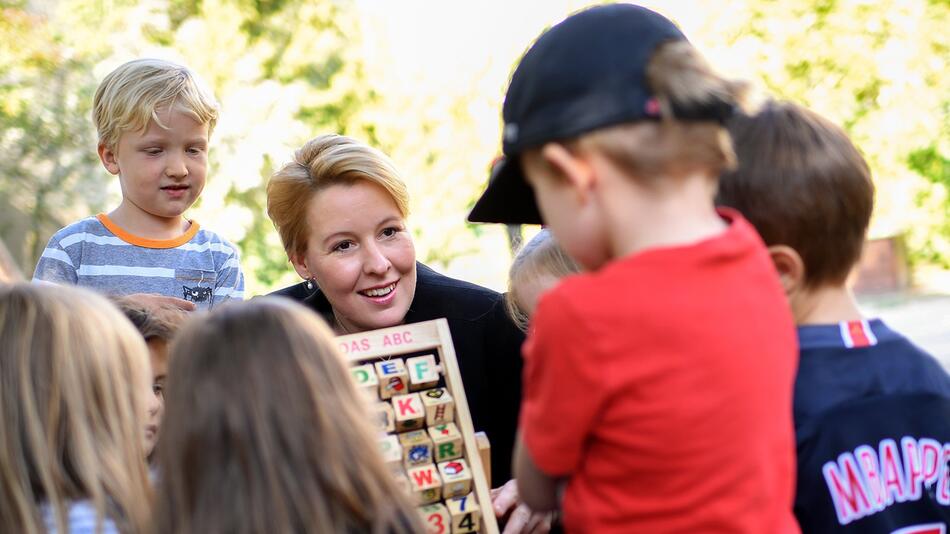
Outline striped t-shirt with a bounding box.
[33,214,244,309]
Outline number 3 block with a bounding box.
[418,503,451,534]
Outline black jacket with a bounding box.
[271,262,525,484]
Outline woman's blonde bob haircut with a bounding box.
[267,134,410,260]
[94,58,219,151]
[154,298,422,534]
[0,283,152,534]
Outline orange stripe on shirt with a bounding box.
[97,213,200,249]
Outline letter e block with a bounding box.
[406,354,440,391]
[438,459,473,498]
[418,503,451,534]
[392,393,425,431]
[420,387,455,425]
[428,422,464,462]
[446,492,480,533]
[407,464,442,505]
[375,359,409,399]
[398,429,434,467]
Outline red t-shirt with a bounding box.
[520,210,800,533]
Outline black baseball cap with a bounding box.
[468,4,687,225]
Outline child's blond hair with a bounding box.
[154,298,422,534]
[573,41,747,183]
[506,229,580,331]
[94,58,219,151]
[0,283,152,534]
[111,295,188,342]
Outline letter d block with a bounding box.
[420,387,455,425]
[392,393,425,431]
[438,459,473,498]
[428,422,464,462]
[407,464,442,505]
[418,503,451,534]
[406,354,440,391]
[398,429,434,468]
[375,359,409,399]
[350,363,379,399]
[446,492,480,533]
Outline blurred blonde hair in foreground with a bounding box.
[0,283,152,534]
[154,297,422,534]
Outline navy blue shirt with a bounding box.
[794,319,950,533]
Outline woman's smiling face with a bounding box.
[292,179,417,333]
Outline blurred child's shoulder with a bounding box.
[190,225,240,256]
[50,215,111,241]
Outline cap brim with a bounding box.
[467,157,543,225]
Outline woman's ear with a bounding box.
[289,253,311,281]
[539,143,595,195]
[768,244,806,296]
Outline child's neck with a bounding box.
[792,284,864,325]
[603,172,727,258]
[108,203,191,240]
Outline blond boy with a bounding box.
[33,59,243,308]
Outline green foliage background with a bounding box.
[2,0,948,294]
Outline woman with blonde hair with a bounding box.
[153,298,423,534]
[0,283,154,534]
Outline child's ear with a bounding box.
[289,252,311,281]
[539,143,595,193]
[767,244,805,296]
[98,143,120,175]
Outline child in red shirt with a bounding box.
[469,5,800,533]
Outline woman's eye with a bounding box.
[381,227,399,238]
[333,240,354,252]
[152,384,164,399]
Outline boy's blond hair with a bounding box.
[94,58,219,151]
[111,295,188,342]
[506,230,579,331]
[0,283,152,534]
[575,41,745,182]
[267,134,410,260]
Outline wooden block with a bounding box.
[398,429,434,467]
[375,359,409,399]
[418,503,451,534]
[406,463,442,505]
[420,387,455,425]
[445,492,480,533]
[438,459,474,498]
[406,354,440,391]
[474,431,491,489]
[350,363,379,399]
[378,434,402,469]
[427,422,464,462]
[391,392,425,431]
[372,402,395,433]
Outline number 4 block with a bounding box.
[446,492,480,533]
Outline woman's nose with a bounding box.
[362,243,391,275]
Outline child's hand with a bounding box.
[491,479,554,534]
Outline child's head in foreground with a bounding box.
[153,298,421,534]
[0,283,153,533]
[469,4,745,270]
[507,229,579,331]
[94,58,219,223]
[111,296,188,459]
[717,100,874,321]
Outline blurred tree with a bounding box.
[0,5,105,275]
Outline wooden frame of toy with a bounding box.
[338,318,499,534]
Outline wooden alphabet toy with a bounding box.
[338,319,498,533]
